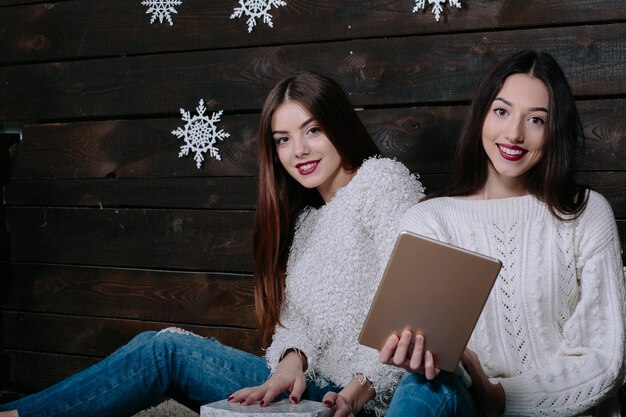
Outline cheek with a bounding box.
[275,148,291,170]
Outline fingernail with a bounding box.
[323,400,332,407]
[227,395,234,400]
[290,396,298,404]
[260,401,265,407]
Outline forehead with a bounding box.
[271,100,312,127]
[496,74,549,108]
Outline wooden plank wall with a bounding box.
[1,0,625,397]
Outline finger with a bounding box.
[322,391,338,408]
[228,386,254,402]
[289,375,307,404]
[424,350,440,380]
[335,394,354,417]
[378,334,399,364]
[409,333,424,371]
[260,386,285,407]
[392,330,413,365]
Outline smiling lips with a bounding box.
[296,160,320,175]
[497,144,527,161]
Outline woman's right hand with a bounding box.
[228,350,307,406]
[378,330,440,380]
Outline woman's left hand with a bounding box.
[461,348,505,417]
[322,374,374,417]
[378,330,440,380]
[322,391,356,417]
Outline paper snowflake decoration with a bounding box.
[230,0,287,33]
[171,99,231,169]
[413,0,461,22]
[141,0,182,26]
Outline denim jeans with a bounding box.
[1,329,475,417]
[0,329,342,417]
[387,371,477,417]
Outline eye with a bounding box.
[528,116,546,126]
[493,108,508,117]
[274,136,290,146]
[306,126,321,136]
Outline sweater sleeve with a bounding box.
[348,158,425,409]
[496,192,626,416]
[264,209,320,377]
[264,293,320,377]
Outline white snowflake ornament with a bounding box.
[141,0,182,26]
[171,99,231,169]
[230,0,287,33]
[413,0,461,22]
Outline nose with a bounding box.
[505,118,524,143]
[293,137,310,158]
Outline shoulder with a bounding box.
[355,157,424,196]
[576,190,616,229]
[399,197,452,236]
[359,157,411,180]
[583,189,613,215]
[402,197,451,219]
[574,189,619,249]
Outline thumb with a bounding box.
[322,391,338,408]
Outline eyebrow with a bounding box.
[494,97,548,113]
[272,117,315,135]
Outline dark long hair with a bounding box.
[429,50,588,218]
[254,71,379,346]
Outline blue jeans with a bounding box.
[1,329,475,417]
[0,329,341,417]
[387,371,477,417]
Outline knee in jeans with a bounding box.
[127,330,159,346]
[151,327,206,353]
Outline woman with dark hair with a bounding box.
[380,51,626,416]
[0,72,472,417]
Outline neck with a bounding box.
[470,164,530,200]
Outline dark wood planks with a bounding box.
[5,177,259,209]
[11,115,260,179]
[6,315,261,393]
[7,99,626,181]
[6,208,255,271]
[2,0,625,402]
[4,263,256,327]
[6,351,99,394]
[3,312,261,356]
[1,0,625,63]
[2,24,626,121]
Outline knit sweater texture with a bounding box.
[264,157,424,415]
[399,192,626,417]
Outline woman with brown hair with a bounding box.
[1,72,475,417]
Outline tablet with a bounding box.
[358,231,502,372]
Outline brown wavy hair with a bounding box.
[254,72,380,346]
[427,50,588,219]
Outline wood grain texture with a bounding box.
[4,263,256,327]
[2,0,625,401]
[6,351,99,394]
[6,322,261,393]
[8,99,625,180]
[6,177,259,209]
[1,24,625,121]
[1,0,625,63]
[3,312,262,356]
[6,208,255,272]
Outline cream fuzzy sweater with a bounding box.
[399,192,626,417]
[264,157,424,415]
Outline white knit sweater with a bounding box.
[264,157,424,415]
[399,192,626,417]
